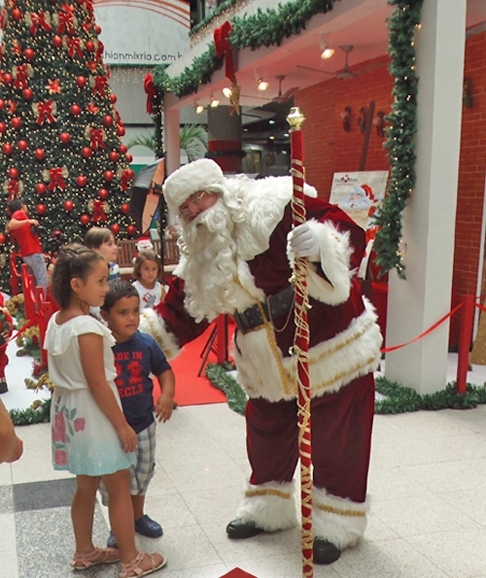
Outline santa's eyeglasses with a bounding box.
[179,191,207,220]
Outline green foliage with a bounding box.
[372,0,424,279]
[127,124,208,162]
[0,0,135,291]
[205,363,247,416]
[9,397,51,426]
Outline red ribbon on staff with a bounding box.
[144,73,157,115]
[48,167,66,192]
[36,101,55,124]
[214,21,235,82]
[90,128,105,151]
[14,64,28,89]
[67,37,83,58]
[92,200,107,223]
[30,12,52,35]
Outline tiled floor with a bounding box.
[3,340,486,577]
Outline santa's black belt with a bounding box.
[233,285,294,334]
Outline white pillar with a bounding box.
[163,93,181,176]
[385,0,466,394]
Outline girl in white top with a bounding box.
[132,250,166,309]
[45,244,166,577]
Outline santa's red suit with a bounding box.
[141,159,382,557]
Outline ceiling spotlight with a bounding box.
[257,78,269,91]
[195,103,204,114]
[319,33,335,60]
[222,87,232,98]
[210,95,220,108]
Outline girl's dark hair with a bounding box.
[84,227,113,250]
[101,279,139,313]
[133,250,162,280]
[6,199,23,216]
[51,244,104,308]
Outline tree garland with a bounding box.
[373,0,424,279]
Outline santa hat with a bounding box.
[162,158,227,214]
[135,237,153,252]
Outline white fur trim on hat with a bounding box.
[163,159,227,214]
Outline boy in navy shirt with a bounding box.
[100,279,175,547]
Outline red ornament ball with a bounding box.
[99,188,109,199]
[76,175,87,187]
[35,183,47,194]
[52,35,63,48]
[126,169,135,179]
[36,203,46,215]
[76,76,87,88]
[11,117,21,129]
[24,48,35,60]
[8,167,19,179]
[2,144,13,155]
[34,148,45,160]
[120,203,130,214]
[64,200,74,211]
[12,8,22,21]
[59,132,70,144]
[80,214,91,225]
[125,153,133,163]
[104,170,113,181]
[110,224,120,235]
[117,126,126,137]
[0,233,6,245]
[81,147,92,158]
[85,40,95,52]
[110,94,117,104]
[127,225,136,236]
[22,88,33,100]
[0,100,4,109]
[3,73,12,85]
[119,144,127,154]
[70,104,81,116]
[18,140,28,151]
[95,25,102,34]
[103,115,113,127]
[0,122,6,133]
[109,151,119,162]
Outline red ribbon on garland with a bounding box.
[92,200,107,223]
[213,21,235,82]
[144,74,157,115]
[48,167,66,192]
[90,128,105,150]
[36,101,55,124]
[30,12,52,35]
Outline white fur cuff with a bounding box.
[139,308,181,360]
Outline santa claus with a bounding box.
[141,158,382,564]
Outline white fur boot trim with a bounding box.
[139,308,181,360]
[312,486,369,549]
[235,481,298,532]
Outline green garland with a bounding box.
[9,398,51,426]
[372,0,424,279]
[206,363,486,416]
[190,0,243,38]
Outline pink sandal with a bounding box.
[70,547,121,570]
[119,551,167,577]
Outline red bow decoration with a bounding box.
[96,40,104,61]
[67,36,83,58]
[93,75,107,96]
[84,0,94,14]
[48,168,66,192]
[37,101,55,124]
[144,73,157,115]
[7,180,19,198]
[121,169,132,192]
[92,200,107,223]
[13,64,28,89]
[57,4,75,34]
[214,21,235,82]
[30,12,51,35]
[90,128,105,150]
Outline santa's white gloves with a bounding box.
[287,222,320,261]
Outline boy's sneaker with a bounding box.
[106,530,118,549]
[0,380,8,394]
[135,514,163,538]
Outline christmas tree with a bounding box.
[0,0,136,291]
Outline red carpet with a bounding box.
[153,321,231,406]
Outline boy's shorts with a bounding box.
[99,421,156,505]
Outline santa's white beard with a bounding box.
[178,200,240,322]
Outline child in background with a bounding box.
[85,227,120,281]
[45,245,166,577]
[100,279,175,547]
[132,250,166,309]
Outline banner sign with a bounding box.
[93,0,190,66]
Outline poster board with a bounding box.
[329,171,388,277]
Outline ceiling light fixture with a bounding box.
[319,33,335,60]
[257,78,269,91]
[222,87,232,98]
[194,103,204,114]
[210,94,219,108]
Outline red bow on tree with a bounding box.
[48,167,66,191]
[93,75,107,96]
[213,21,235,82]
[144,74,157,115]
[90,128,105,150]
[120,169,132,192]
[67,37,83,58]
[7,180,19,198]
[57,4,75,34]
[14,64,28,89]
[36,101,55,124]
[92,200,107,223]
[30,12,52,35]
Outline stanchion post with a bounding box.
[456,294,475,394]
